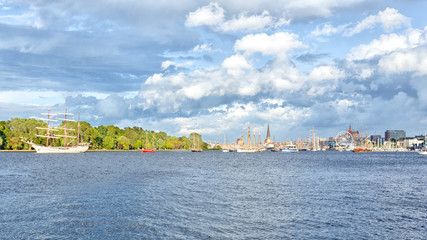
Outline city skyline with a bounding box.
[1,0,426,142]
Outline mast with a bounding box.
[77,112,81,145]
[247,123,251,148]
[252,131,256,148]
[37,110,58,147]
[55,108,75,147]
[311,127,316,150]
[146,131,149,149]
[241,127,245,147]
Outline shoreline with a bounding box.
[0,149,206,152]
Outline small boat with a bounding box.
[351,148,372,153]
[141,149,156,153]
[281,144,298,153]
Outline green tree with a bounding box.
[166,141,173,149]
[135,139,142,149]
[103,136,116,149]
[8,137,22,150]
[123,127,138,148]
[96,125,108,137]
[118,136,130,150]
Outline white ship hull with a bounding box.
[281,149,298,153]
[32,143,89,153]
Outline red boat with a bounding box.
[141,149,156,153]
[142,132,156,152]
[351,148,372,152]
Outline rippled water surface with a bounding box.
[1,151,426,239]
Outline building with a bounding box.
[370,135,382,144]
[385,130,406,141]
[265,124,271,144]
[347,125,359,142]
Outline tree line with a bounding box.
[0,118,207,151]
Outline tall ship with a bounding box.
[26,109,89,153]
[141,131,156,153]
[191,134,203,152]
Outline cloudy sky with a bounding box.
[1,0,426,142]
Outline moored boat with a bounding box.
[281,144,299,153]
[141,131,156,153]
[142,149,156,153]
[351,148,372,153]
[31,144,89,153]
[25,109,89,153]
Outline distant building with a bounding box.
[370,135,382,144]
[385,130,406,141]
[347,125,359,141]
[265,124,271,143]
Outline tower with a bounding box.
[265,124,271,143]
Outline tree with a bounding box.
[96,125,108,136]
[0,117,198,151]
[135,140,142,149]
[103,136,116,149]
[117,136,130,150]
[8,137,22,150]
[123,127,139,147]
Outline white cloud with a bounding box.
[165,101,311,138]
[307,65,345,96]
[311,8,410,39]
[345,8,410,36]
[348,28,427,61]
[185,3,289,32]
[185,2,225,27]
[310,23,347,37]
[379,46,427,76]
[137,31,308,114]
[161,60,174,70]
[220,10,284,32]
[193,44,212,52]
[234,32,304,56]
[161,60,194,70]
[309,65,345,82]
[222,54,252,76]
[358,68,375,80]
[0,6,43,28]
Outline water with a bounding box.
[0,151,426,239]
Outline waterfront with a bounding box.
[0,151,426,239]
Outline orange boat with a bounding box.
[351,148,372,152]
[141,149,156,153]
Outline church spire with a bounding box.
[266,124,271,143]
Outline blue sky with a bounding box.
[1,0,426,142]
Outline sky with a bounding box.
[0,0,426,143]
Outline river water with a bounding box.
[0,151,426,239]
